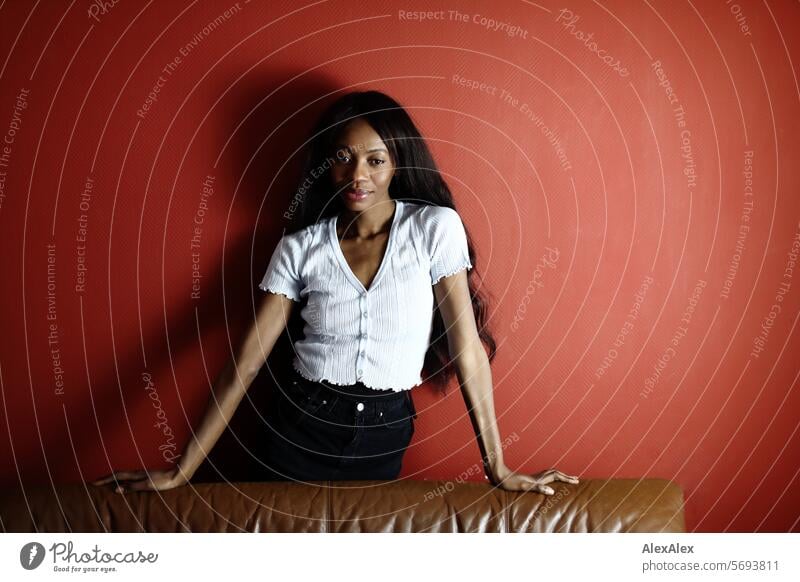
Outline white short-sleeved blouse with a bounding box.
[258,200,472,391]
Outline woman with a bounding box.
[93,90,578,494]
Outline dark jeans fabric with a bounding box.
[261,367,417,482]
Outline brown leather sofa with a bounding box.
[0,477,684,532]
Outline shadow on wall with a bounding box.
[64,74,344,486]
[191,336,302,484]
[191,74,344,483]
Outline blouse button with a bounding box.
[357,368,363,375]
[359,350,365,356]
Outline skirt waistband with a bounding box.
[290,367,407,400]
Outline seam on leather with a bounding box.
[503,489,510,533]
[324,483,330,533]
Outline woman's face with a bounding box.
[329,118,396,212]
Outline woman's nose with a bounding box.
[347,159,370,182]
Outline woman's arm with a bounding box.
[92,291,297,492]
[433,271,579,494]
[174,291,297,481]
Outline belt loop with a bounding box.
[405,391,417,420]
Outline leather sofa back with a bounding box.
[0,478,685,533]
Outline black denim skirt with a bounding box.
[260,367,417,482]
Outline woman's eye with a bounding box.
[332,154,385,166]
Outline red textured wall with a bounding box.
[1,0,798,532]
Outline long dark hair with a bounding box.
[286,90,497,395]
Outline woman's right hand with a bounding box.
[90,468,186,494]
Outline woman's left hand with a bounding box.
[490,464,579,494]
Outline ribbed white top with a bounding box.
[258,200,473,391]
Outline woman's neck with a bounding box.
[338,199,396,240]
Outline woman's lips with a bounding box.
[344,189,371,201]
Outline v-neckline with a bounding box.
[330,200,402,294]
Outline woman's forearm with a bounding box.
[173,359,258,481]
[170,293,294,482]
[454,347,506,479]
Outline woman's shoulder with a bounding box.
[269,222,325,263]
[410,203,464,236]
[405,201,460,223]
[401,203,466,256]
[283,219,329,243]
